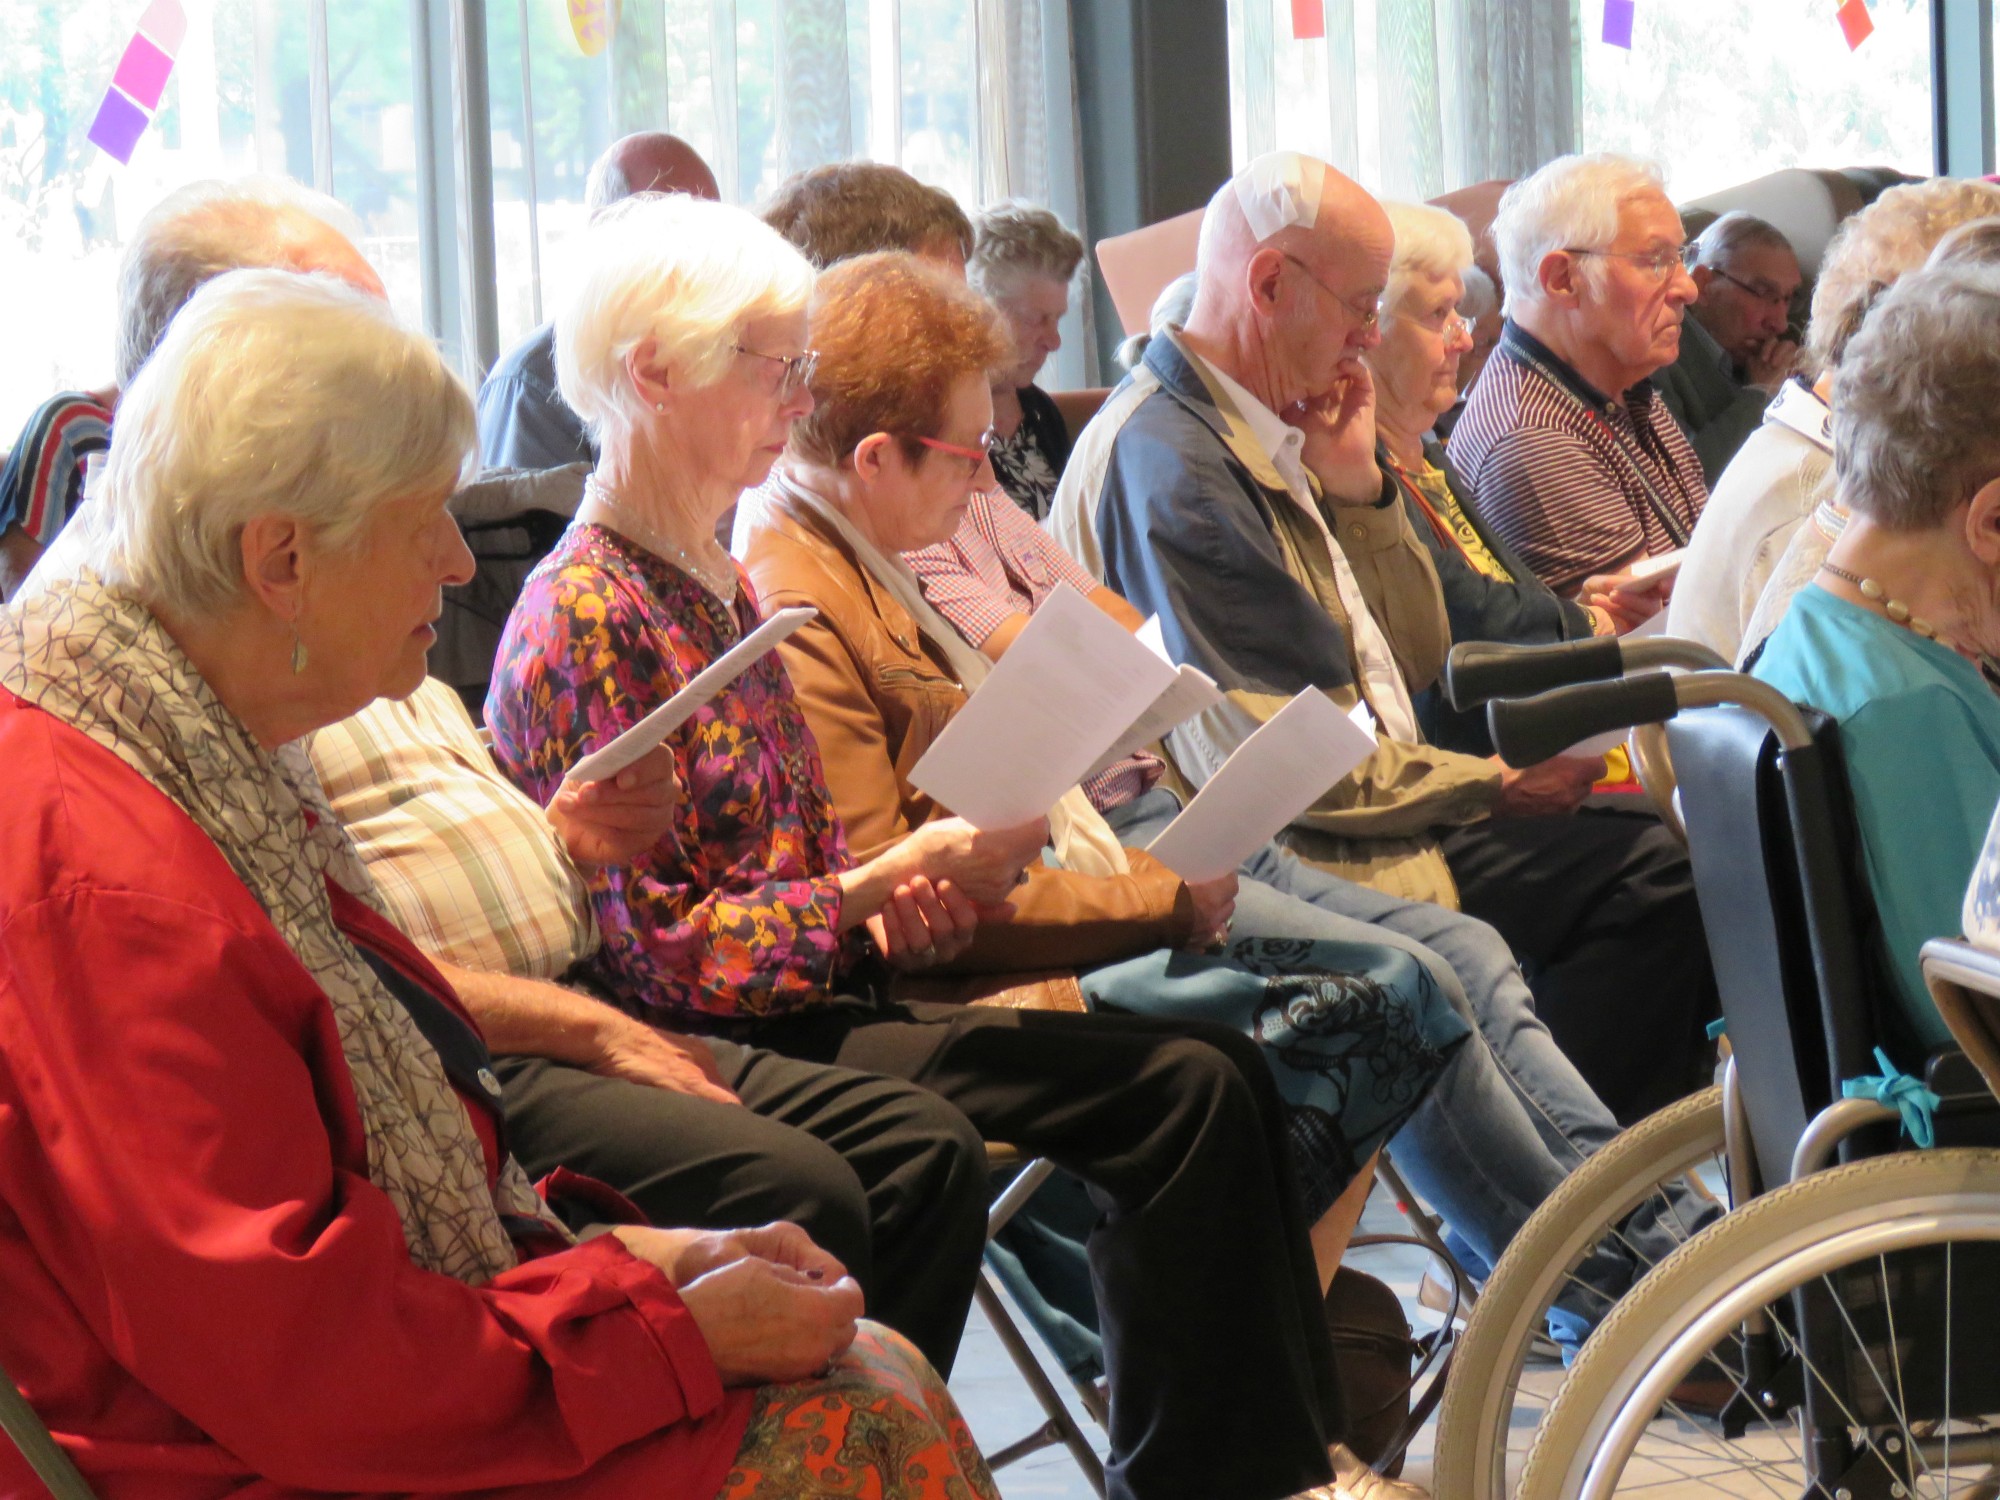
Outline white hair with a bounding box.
[1381,201,1476,317]
[1115,271,1199,371]
[1493,153,1668,315]
[554,195,815,453]
[114,175,364,386]
[91,269,475,617]
[1459,264,1500,320]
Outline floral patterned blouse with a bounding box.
[486,522,862,1022]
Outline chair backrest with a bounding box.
[1668,704,1889,1186]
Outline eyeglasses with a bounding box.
[1709,265,1796,311]
[1279,252,1381,330]
[735,344,819,396]
[1393,306,1472,339]
[1564,245,1690,282]
[915,428,998,478]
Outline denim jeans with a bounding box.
[1108,788,1720,1342]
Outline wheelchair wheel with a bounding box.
[1517,1147,2000,1499]
[1433,1086,1729,1498]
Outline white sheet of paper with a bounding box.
[1623,548,1685,585]
[910,583,1180,827]
[1145,689,1378,882]
[1625,607,1671,640]
[1561,727,1630,758]
[1085,663,1224,777]
[563,606,818,785]
[1135,614,1170,661]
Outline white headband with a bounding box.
[1232,152,1326,242]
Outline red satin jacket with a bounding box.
[0,689,751,1498]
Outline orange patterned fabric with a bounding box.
[717,1325,999,1500]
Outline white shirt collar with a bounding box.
[1203,361,1308,481]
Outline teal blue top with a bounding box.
[1753,585,2000,1052]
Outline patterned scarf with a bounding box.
[0,570,566,1284]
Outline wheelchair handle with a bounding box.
[1488,669,1817,768]
[1444,636,1730,711]
[1488,672,1682,768]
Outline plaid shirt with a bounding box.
[904,490,1165,811]
[1448,322,1708,596]
[310,678,598,980]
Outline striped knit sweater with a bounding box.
[1447,321,1707,596]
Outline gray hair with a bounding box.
[113,175,363,387]
[970,201,1086,297]
[555,195,814,452]
[1115,271,1198,371]
[1928,216,2000,274]
[1459,264,1500,321]
[1834,260,2000,531]
[1689,211,1795,272]
[91,269,475,617]
[1492,153,1668,315]
[1380,200,1475,318]
[1805,179,2000,377]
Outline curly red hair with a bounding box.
[790,252,1010,466]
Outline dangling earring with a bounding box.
[290,620,308,675]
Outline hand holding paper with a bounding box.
[563,606,816,785]
[1145,690,1378,882]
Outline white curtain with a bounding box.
[1229,0,1579,198]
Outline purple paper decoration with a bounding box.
[112,33,175,112]
[1602,0,1635,47]
[86,88,150,166]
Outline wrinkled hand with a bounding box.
[589,1014,738,1105]
[1579,569,1669,632]
[1744,335,1800,393]
[865,875,987,971]
[1287,358,1382,502]
[1491,755,1601,818]
[1184,872,1239,950]
[898,816,1048,906]
[612,1222,862,1385]
[547,746,680,867]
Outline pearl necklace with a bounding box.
[1818,562,1940,642]
[580,475,738,604]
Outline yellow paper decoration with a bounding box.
[567,0,618,58]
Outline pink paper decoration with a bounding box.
[1837,0,1874,48]
[87,0,189,166]
[112,33,175,112]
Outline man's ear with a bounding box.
[1245,246,1287,318]
[1965,476,2000,570]
[239,513,307,621]
[1538,249,1585,308]
[852,431,895,482]
[1688,264,1716,297]
[624,338,672,413]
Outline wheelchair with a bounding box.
[1429,636,2000,1498]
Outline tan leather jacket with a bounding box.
[740,500,1195,974]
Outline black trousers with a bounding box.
[738,998,1344,1500]
[493,1041,990,1373]
[1441,807,1720,1125]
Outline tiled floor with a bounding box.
[945,1184,1779,1499]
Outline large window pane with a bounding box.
[899,0,975,204]
[1581,0,1932,199]
[325,0,422,331]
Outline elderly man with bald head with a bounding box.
[475,132,720,471]
[1052,150,1718,1135]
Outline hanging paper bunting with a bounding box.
[1836,0,1874,49]
[87,0,186,165]
[1602,0,1635,48]
[1291,0,1325,41]
[568,0,620,57]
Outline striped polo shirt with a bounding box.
[1447,322,1707,596]
[0,392,113,548]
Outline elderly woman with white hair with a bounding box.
[1366,201,1634,753]
[1753,260,2000,1054]
[1448,152,1707,599]
[1669,178,2000,664]
[0,266,1002,1498]
[967,199,1088,519]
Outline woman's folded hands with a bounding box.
[836,815,1048,970]
[612,1222,866,1385]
